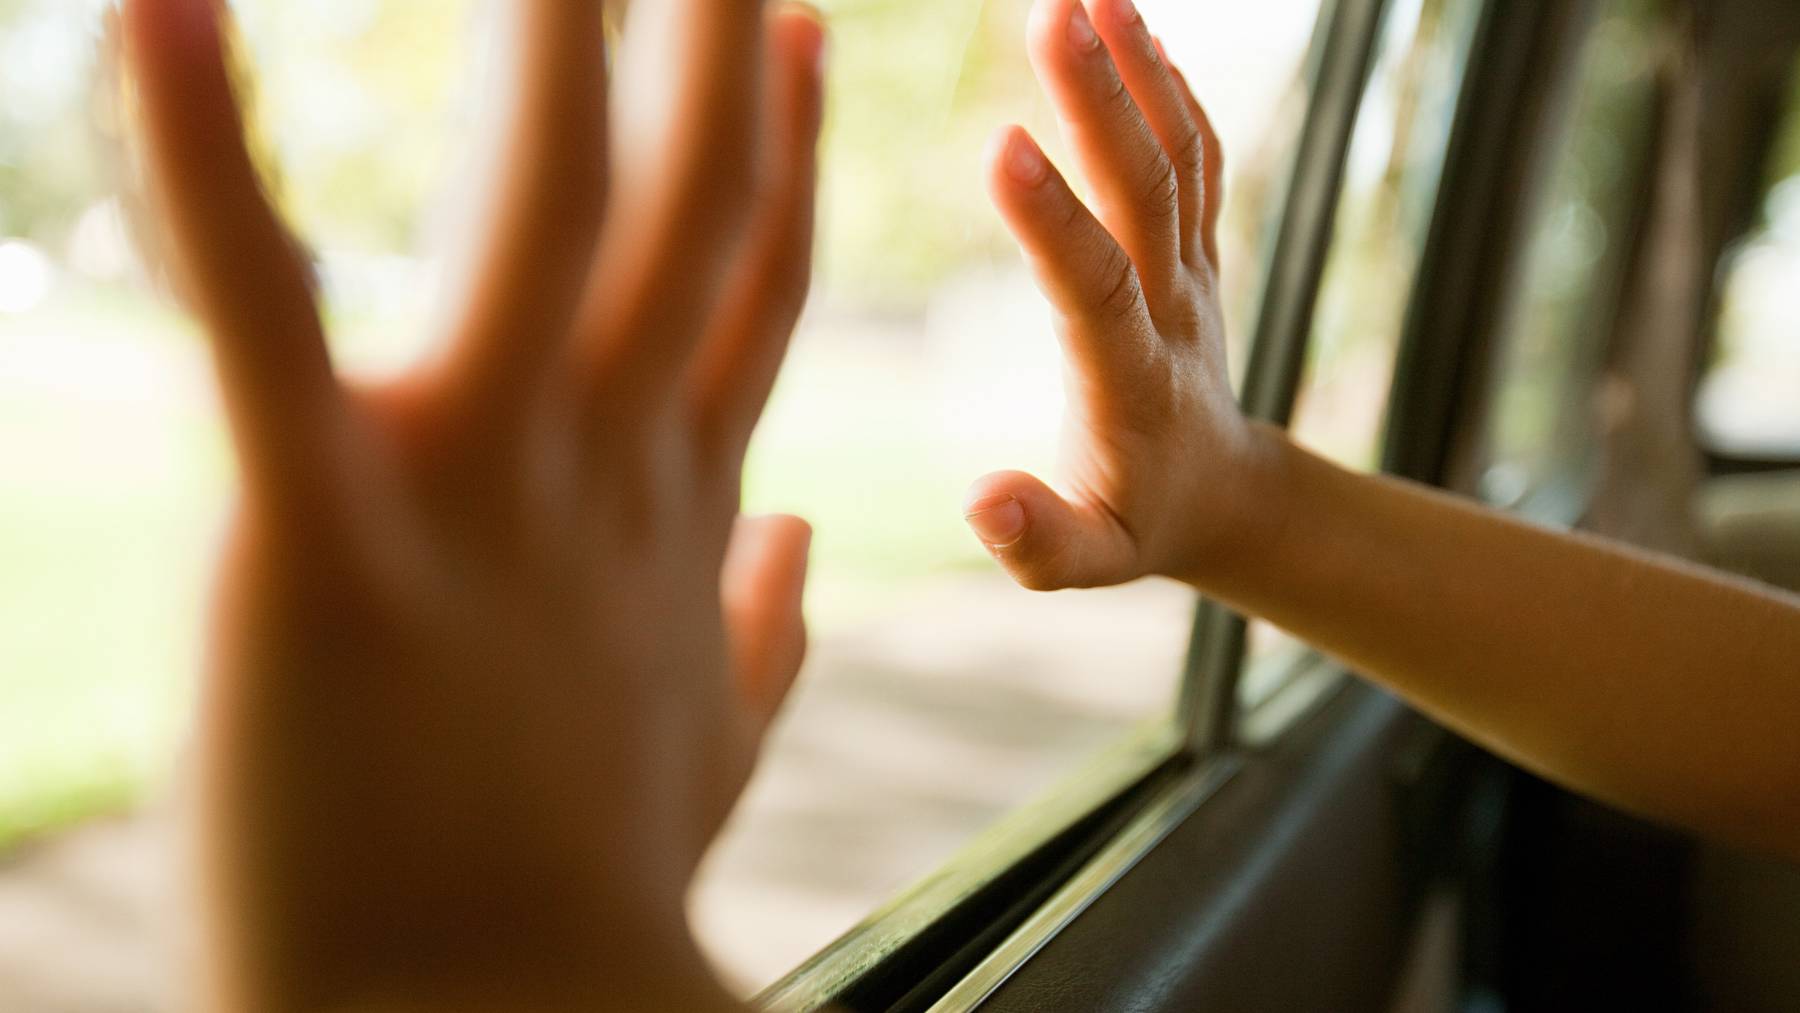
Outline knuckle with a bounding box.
[1137,154,1181,219]
[1170,124,1207,187]
[1190,258,1220,298]
[1093,254,1144,321]
[1148,272,1204,333]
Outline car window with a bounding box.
[1479,0,1661,509]
[1695,66,1800,458]
[0,0,1328,997]
[1238,0,1485,725]
[1284,0,1482,471]
[703,0,1325,989]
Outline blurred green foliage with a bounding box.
[1483,0,1660,495]
[227,1,473,253]
[810,0,1036,301]
[0,0,1048,306]
[0,0,107,242]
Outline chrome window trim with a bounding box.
[922,758,1243,1013]
[754,720,1181,1011]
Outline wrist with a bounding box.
[1170,419,1296,591]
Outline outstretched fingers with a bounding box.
[580,0,772,399]
[1026,0,1183,310]
[446,1,611,412]
[964,471,1139,591]
[985,126,1161,379]
[687,6,828,459]
[123,0,341,503]
[1086,0,1211,270]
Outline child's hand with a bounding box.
[124,0,822,1004]
[967,0,1265,591]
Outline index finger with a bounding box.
[124,0,342,499]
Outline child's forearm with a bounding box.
[1197,424,1800,859]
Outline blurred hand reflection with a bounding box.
[122,0,822,1006]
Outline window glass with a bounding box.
[0,0,1326,998]
[1286,0,1480,470]
[1695,66,1800,457]
[704,0,1324,988]
[1240,0,1483,719]
[1480,0,1660,507]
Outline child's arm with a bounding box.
[124,0,823,1007]
[973,0,1800,861]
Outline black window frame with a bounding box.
[1225,0,1505,746]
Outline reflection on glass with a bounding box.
[1287,0,1479,470]
[1240,0,1481,716]
[0,0,1327,999]
[1696,67,1800,456]
[1481,0,1658,507]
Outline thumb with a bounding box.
[722,514,812,729]
[964,471,1140,591]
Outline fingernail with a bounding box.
[966,495,1027,547]
[1117,0,1141,26]
[1004,133,1048,186]
[1067,3,1101,52]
